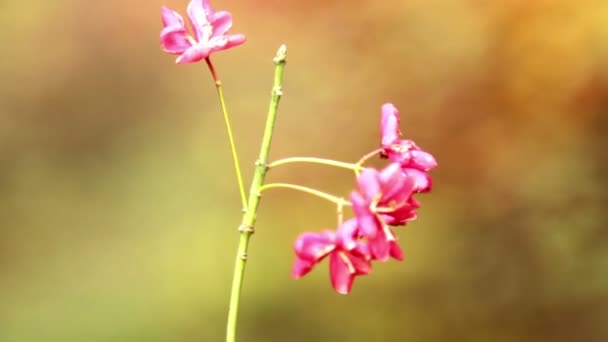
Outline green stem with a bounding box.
[268,156,362,172]
[354,148,383,175]
[206,57,248,210]
[356,148,383,167]
[259,183,351,206]
[225,45,287,342]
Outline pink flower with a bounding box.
[384,139,437,192]
[379,103,437,192]
[350,163,416,260]
[160,0,246,64]
[352,163,418,230]
[291,219,372,295]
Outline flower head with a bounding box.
[379,103,437,192]
[292,219,372,295]
[350,163,416,260]
[160,0,246,64]
[352,163,418,229]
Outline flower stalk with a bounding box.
[225,44,287,342]
[268,156,363,172]
[260,183,351,206]
[206,57,248,209]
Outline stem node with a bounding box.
[238,224,255,234]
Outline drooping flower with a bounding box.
[352,163,418,231]
[350,163,416,260]
[291,219,372,295]
[380,103,437,192]
[160,0,246,64]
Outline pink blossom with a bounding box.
[379,103,437,192]
[384,139,437,192]
[291,219,372,295]
[350,163,416,260]
[351,163,418,230]
[160,0,246,64]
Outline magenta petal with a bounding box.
[378,163,412,202]
[390,240,404,261]
[368,226,401,262]
[160,26,192,54]
[336,218,359,250]
[378,163,403,186]
[409,150,438,171]
[356,168,381,199]
[175,44,211,64]
[409,197,421,208]
[368,233,390,261]
[352,242,372,260]
[329,252,355,295]
[211,11,233,36]
[381,103,401,148]
[348,252,372,275]
[350,191,379,238]
[293,231,335,261]
[291,258,315,278]
[161,7,186,28]
[404,168,432,192]
[384,208,417,226]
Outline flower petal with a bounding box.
[175,44,211,64]
[378,163,414,203]
[368,232,390,261]
[291,257,315,279]
[207,34,246,52]
[409,150,438,171]
[348,252,372,275]
[368,226,401,262]
[336,218,359,250]
[404,168,432,192]
[356,168,381,200]
[381,103,401,148]
[211,11,233,37]
[187,0,214,40]
[160,26,193,55]
[161,6,186,28]
[384,208,417,226]
[293,231,335,262]
[329,252,356,295]
[389,240,404,261]
[350,191,380,238]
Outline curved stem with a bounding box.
[259,183,352,207]
[268,157,362,172]
[354,148,384,175]
[225,45,287,342]
[206,57,248,210]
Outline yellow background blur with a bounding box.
[1,0,607,341]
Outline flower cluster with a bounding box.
[292,103,437,294]
[160,0,246,64]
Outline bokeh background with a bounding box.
[2,0,607,341]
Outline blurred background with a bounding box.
[1,0,607,341]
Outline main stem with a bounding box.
[206,57,248,210]
[225,45,287,342]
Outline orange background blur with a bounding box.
[1,0,607,341]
